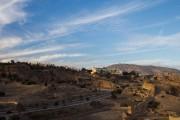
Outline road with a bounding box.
[0,92,111,118]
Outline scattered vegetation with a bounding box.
[111,91,117,99]
[147,100,160,110]
[166,86,179,96]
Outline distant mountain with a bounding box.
[106,64,180,75]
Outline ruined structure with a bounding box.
[142,80,155,95]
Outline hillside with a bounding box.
[0,62,85,85]
[106,64,180,75]
[0,62,180,120]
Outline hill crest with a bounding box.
[106,64,180,75]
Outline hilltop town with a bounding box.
[0,61,180,120]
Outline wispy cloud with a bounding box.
[117,32,180,53]
[129,17,180,32]
[66,2,145,26]
[39,0,163,40]
[0,0,27,27]
[31,53,85,62]
[130,21,170,31]
[0,46,64,60]
[15,0,164,45]
[0,40,88,66]
[0,36,22,50]
[176,16,180,20]
[124,59,180,70]
[1,0,173,68]
[0,43,81,60]
[0,0,28,51]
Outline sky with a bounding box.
[0,0,180,69]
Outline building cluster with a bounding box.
[91,67,123,75]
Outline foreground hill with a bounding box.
[0,62,84,85]
[106,64,180,75]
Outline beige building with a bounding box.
[91,67,122,75]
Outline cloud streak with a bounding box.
[0,46,64,60]
[49,1,160,37]
[32,53,85,62]
[0,0,28,51]
[117,32,180,53]
[124,59,180,70]
[0,42,77,60]
[14,0,164,48]
[0,0,27,27]
[0,36,22,50]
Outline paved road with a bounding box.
[1,92,111,117]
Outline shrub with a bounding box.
[116,89,122,94]
[0,91,5,97]
[111,91,117,99]
[9,115,20,120]
[86,97,90,101]
[54,101,59,106]
[147,100,160,109]
[90,101,102,108]
[166,86,179,96]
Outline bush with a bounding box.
[0,91,5,97]
[54,101,59,106]
[90,101,102,108]
[111,91,117,99]
[9,115,20,120]
[9,74,19,81]
[116,89,122,94]
[86,97,90,101]
[147,100,160,109]
[166,86,179,96]
[22,80,36,85]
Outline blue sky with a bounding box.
[0,0,180,69]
